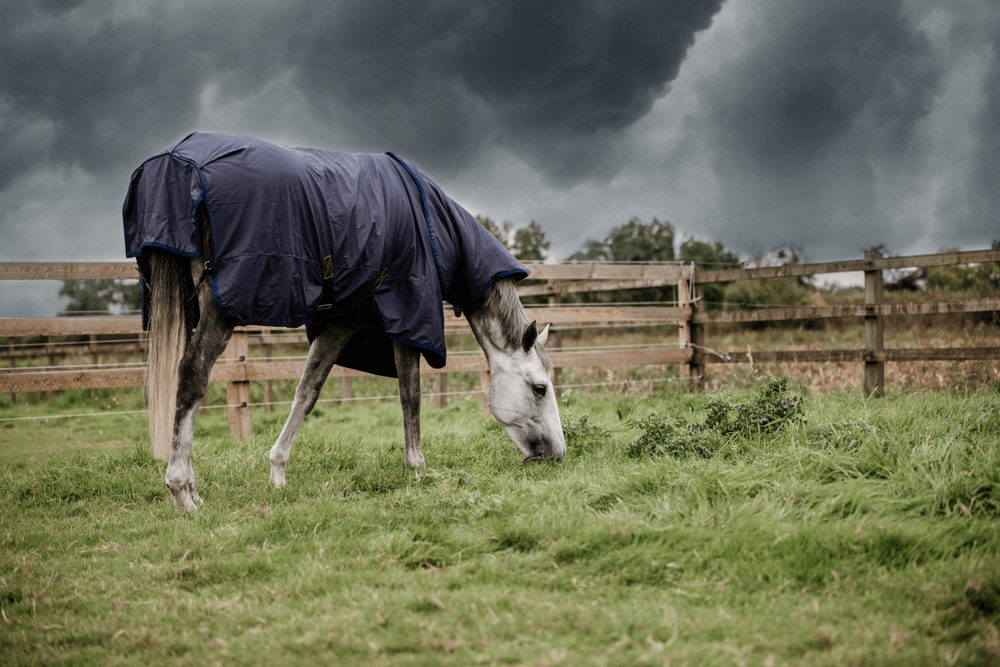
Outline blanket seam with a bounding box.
[385,152,445,284]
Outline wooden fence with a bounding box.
[2,248,999,459]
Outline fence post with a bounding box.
[547,279,563,397]
[676,272,691,385]
[225,330,253,438]
[687,266,706,393]
[7,337,15,405]
[863,248,885,396]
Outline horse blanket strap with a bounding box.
[185,261,214,303]
[122,132,528,377]
[134,262,150,290]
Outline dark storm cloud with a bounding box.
[707,1,937,169]
[698,0,945,257]
[0,1,293,190]
[266,0,724,180]
[967,23,1000,239]
[0,0,725,191]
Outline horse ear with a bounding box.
[522,320,539,353]
[537,323,550,348]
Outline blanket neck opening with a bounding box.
[464,277,528,361]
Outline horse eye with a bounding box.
[531,383,547,397]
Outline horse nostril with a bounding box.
[522,442,562,464]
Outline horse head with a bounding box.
[485,321,566,463]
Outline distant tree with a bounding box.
[568,240,610,263]
[606,217,675,263]
[609,218,675,302]
[568,217,677,303]
[678,238,740,268]
[59,279,141,316]
[570,217,676,264]
[511,221,549,262]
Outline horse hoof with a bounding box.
[172,494,200,511]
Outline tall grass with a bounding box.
[1,386,999,665]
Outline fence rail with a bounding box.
[0,262,137,281]
[3,247,999,456]
[1,347,691,395]
[692,298,1000,325]
[0,304,691,338]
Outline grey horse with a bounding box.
[125,134,565,510]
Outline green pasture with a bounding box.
[1,383,998,665]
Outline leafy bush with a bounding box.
[626,416,719,459]
[562,415,612,455]
[628,377,805,458]
[704,377,805,436]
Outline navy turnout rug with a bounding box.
[123,132,527,377]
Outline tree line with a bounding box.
[477,215,741,306]
[477,214,740,269]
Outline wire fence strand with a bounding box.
[2,339,684,374]
[0,375,692,423]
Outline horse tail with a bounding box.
[147,250,188,461]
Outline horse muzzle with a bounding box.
[520,436,565,464]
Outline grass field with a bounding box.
[1,379,999,666]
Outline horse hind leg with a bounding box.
[269,326,353,487]
[393,341,424,469]
[165,277,232,510]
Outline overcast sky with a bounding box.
[2,0,999,315]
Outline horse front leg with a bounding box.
[269,326,353,487]
[393,341,424,468]
[165,297,232,510]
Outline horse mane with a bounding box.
[474,277,553,373]
[476,277,527,349]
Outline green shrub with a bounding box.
[626,416,719,459]
[561,415,612,455]
[704,377,805,436]
[628,377,805,458]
